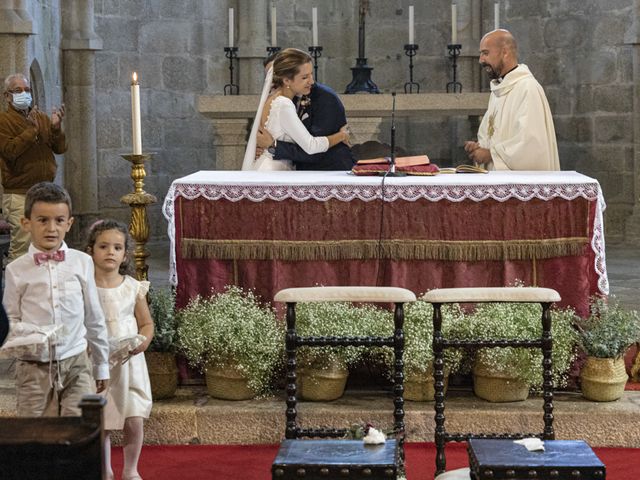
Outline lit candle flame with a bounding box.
[132,72,138,85]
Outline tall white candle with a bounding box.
[130,72,142,155]
[228,8,234,47]
[409,5,415,45]
[271,6,277,46]
[451,4,457,44]
[494,2,500,30]
[312,7,318,46]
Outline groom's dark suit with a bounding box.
[272,83,355,170]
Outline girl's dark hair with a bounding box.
[272,48,312,88]
[84,219,134,276]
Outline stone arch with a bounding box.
[29,59,46,110]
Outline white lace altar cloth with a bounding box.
[162,170,607,294]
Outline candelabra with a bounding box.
[266,46,281,58]
[403,44,420,94]
[224,46,239,95]
[308,46,323,80]
[120,153,157,281]
[446,44,462,93]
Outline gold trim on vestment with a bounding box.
[180,237,588,262]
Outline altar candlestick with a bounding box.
[451,4,457,44]
[228,8,234,47]
[409,5,415,45]
[312,7,318,45]
[494,2,500,30]
[271,6,277,46]
[131,72,142,155]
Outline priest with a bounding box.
[464,30,560,171]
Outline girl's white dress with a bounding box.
[98,275,153,430]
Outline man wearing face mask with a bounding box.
[0,73,66,261]
[464,30,559,171]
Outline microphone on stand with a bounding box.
[390,91,396,174]
[380,91,406,177]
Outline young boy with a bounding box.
[2,181,109,416]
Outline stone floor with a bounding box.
[1,242,639,447]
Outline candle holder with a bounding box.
[266,46,281,58]
[223,46,239,95]
[308,46,323,81]
[403,44,420,94]
[446,43,462,93]
[120,153,157,282]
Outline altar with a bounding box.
[162,170,607,317]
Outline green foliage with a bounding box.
[577,296,640,359]
[395,300,464,376]
[176,286,284,394]
[295,301,393,371]
[454,302,579,390]
[148,287,178,353]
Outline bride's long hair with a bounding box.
[272,48,313,89]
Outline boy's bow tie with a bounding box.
[34,250,65,265]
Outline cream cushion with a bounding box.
[421,287,560,304]
[435,467,471,480]
[274,286,416,304]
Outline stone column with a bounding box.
[60,0,102,237]
[237,0,269,94]
[456,0,482,93]
[622,0,640,245]
[0,0,33,85]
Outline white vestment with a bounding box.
[477,64,560,171]
[241,68,329,171]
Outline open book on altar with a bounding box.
[352,155,439,175]
[438,164,488,174]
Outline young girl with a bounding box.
[86,219,154,480]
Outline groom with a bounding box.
[257,82,355,170]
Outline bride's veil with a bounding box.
[241,66,274,170]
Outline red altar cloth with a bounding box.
[163,171,607,318]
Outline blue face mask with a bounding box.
[11,91,32,111]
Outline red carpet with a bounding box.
[112,442,638,479]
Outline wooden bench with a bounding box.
[272,286,415,480]
[422,287,561,479]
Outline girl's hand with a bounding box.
[129,339,150,356]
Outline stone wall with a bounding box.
[93,0,228,238]
[9,0,639,243]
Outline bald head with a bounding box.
[479,29,518,80]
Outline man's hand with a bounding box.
[464,140,480,154]
[26,106,41,134]
[257,128,274,149]
[96,379,108,393]
[468,147,492,164]
[51,104,65,132]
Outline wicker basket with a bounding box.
[580,356,628,402]
[405,367,449,402]
[473,360,529,403]
[146,351,178,400]
[205,364,256,400]
[297,365,348,401]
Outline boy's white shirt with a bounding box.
[2,242,110,380]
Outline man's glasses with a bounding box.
[6,87,31,94]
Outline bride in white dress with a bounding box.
[241,48,349,171]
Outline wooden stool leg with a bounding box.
[541,302,555,440]
[393,302,406,460]
[432,303,446,476]
[285,302,298,440]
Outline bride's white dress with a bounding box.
[252,96,330,171]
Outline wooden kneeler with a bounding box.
[272,286,416,480]
[422,287,561,480]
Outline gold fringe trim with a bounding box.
[181,237,588,262]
